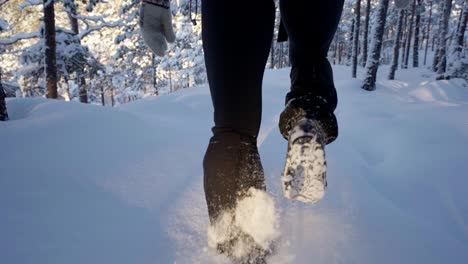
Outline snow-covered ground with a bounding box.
[1,66,468,264]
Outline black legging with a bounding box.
[202,0,344,139]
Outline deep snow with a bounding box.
[1,66,468,264]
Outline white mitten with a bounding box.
[140,1,176,57]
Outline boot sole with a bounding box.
[281,135,327,203]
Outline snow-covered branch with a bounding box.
[0,32,40,45]
[76,14,110,24]
[0,0,12,7]
[78,20,124,40]
[19,0,42,10]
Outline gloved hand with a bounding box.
[139,1,176,57]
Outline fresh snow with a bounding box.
[207,188,280,260]
[1,66,468,263]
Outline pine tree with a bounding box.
[352,0,361,78]
[362,0,390,91]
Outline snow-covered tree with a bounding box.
[351,0,361,78]
[62,0,103,102]
[389,9,405,80]
[113,0,205,100]
[402,0,416,69]
[412,0,422,67]
[0,18,9,121]
[0,70,8,121]
[0,0,120,101]
[18,26,103,99]
[268,1,290,69]
[362,0,390,91]
[423,0,433,65]
[446,1,467,80]
[362,0,372,67]
[434,0,453,79]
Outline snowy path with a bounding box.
[1,66,468,263]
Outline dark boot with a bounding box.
[203,132,265,222]
[280,115,328,203]
[278,93,337,203]
[203,132,271,262]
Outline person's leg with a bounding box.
[279,0,344,144]
[278,0,344,203]
[202,0,275,223]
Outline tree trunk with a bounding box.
[424,0,433,65]
[152,54,159,95]
[389,9,405,80]
[100,86,105,106]
[432,2,445,71]
[67,2,88,103]
[362,0,390,91]
[453,2,467,54]
[362,0,371,67]
[348,18,355,64]
[445,0,467,79]
[0,70,9,121]
[401,10,409,65]
[402,0,416,69]
[436,0,453,78]
[412,0,421,67]
[168,64,173,92]
[338,41,343,64]
[270,38,275,69]
[44,0,58,99]
[352,0,361,78]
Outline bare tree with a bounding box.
[402,0,416,69]
[412,0,422,67]
[352,0,361,78]
[362,0,390,91]
[348,18,355,64]
[389,9,406,80]
[435,0,453,78]
[44,0,58,99]
[362,0,371,67]
[423,0,433,65]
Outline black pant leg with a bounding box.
[279,0,344,144]
[202,0,275,138]
[202,0,275,223]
